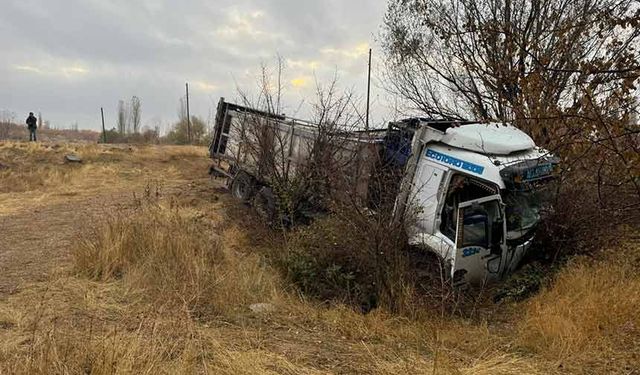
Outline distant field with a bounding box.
[0,141,637,374]
[0,122,100,143]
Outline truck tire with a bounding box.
[231,171,255,202]
[253,186,276,223]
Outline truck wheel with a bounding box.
[253,187,276,223]
[231,171,255,202]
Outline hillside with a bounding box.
[0,141,637,374]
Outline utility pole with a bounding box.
[101,107,107,143]
[185,82,191,144]
[365,48,372,131]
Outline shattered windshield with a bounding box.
[504,191,540,231]
[503,185,554,233]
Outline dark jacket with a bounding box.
[26,115,37,129]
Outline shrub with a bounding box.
[536,166,640,261]
[277,207,416,314]
[163,116,208,145]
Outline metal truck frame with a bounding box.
[209,98,558,286]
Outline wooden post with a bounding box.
[186,83,191,144]
[365,48,372,131]
[101,107,107,143]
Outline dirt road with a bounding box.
[0,142,212,300]
[0,194,125,298]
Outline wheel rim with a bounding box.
[234,179,248,198]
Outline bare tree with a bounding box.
[130,96,142,134]
[235,59,372,222]
[177,97,187,123]
[166,115,207,145]
[382,0,640,127]
[0,110,15,140]
[117,100,127,135]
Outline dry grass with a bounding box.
[518,241,640,373]
[0,141,207,215]
[0,122,100,143]
[35,201,544,372]
[72,202,280,318]
[0,141,206,194]
[0,142,638,374]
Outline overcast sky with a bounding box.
[0,0,388,132]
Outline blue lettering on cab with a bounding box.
[426,149,485,175]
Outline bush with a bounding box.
[164,116,208,145]
[535,160,640,261]
[277,208,416,313]
[101,127,160,144]
[281,217,364,302]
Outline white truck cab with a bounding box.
[395,120,558,285]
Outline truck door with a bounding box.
[452,195,506,286]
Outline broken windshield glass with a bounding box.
[503,182,555,234]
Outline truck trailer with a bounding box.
[209,98,558,286]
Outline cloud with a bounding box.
[0,0,387,130]
[13,61,90,78]
[287,59,321,71]
[321,42,370,60]
[193,81,217,92]
[62,66,90,77]
[214,7,288,46]
[13,65,43,74]
[291,76,311,88]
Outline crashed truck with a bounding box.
[209,98,558,286]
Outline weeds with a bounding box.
[72,202,279,319]
[1,143,639,374]
[517,241,640,372]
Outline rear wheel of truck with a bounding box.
[253,186,276,224]
[231,171,255,202]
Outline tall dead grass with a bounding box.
[63,197,547,374]
[518,240,640,373]
[2,140,639,373]
[72,203,280,319]
[2,318,205,374]
[7,205,634,373]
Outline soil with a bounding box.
[0,193,126,299]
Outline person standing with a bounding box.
[26,112,37,142]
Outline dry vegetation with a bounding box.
[0,141,638,374]
[0,122,100,143]
[0,141,205,215]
